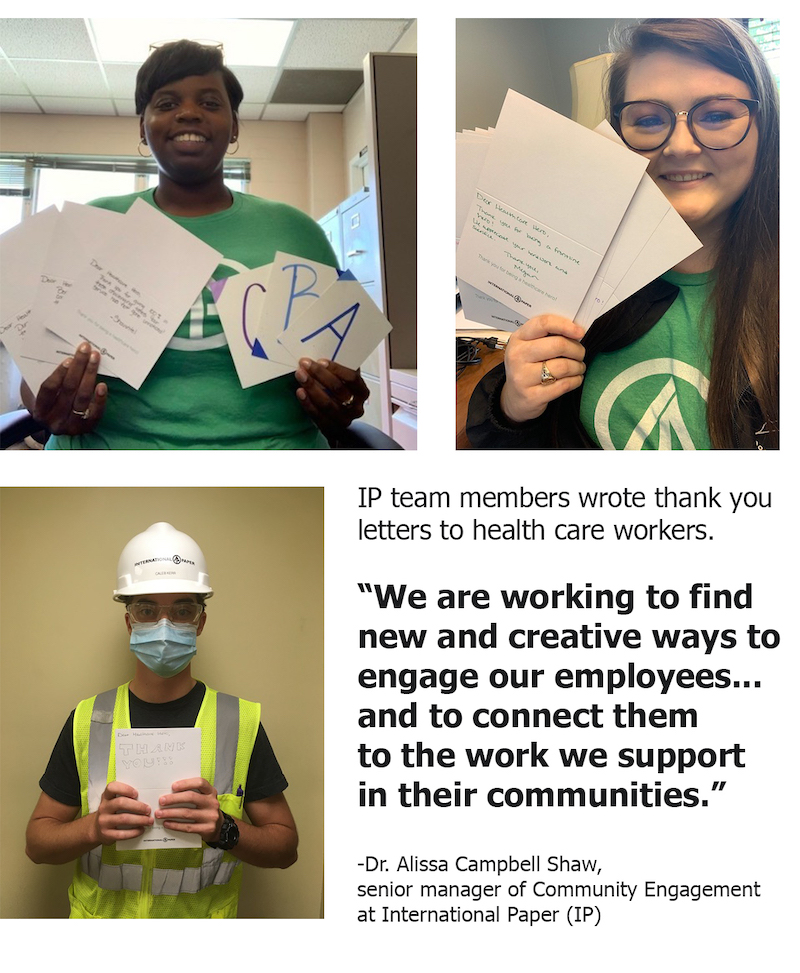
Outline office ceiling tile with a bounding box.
[37,97,117,115]
[272,70,363,106]
[0,94,42,112]
[103,63,142,101]
[262,103,344,122]
[238,102,268,121]
[0,18,414,117]
[115,100,138,118]
[0,18,95,60]
[285,20,411,69]
[0,59,28,95]
[13,60,108,98]
[225,65,279,104]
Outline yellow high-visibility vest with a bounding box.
[69,682,260,918]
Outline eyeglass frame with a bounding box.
[612,97,760,152]
[126,600,206,625]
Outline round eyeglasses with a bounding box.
[127,601,204,625]
[613,98,759,152]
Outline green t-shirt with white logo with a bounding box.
[46,190,336,450]
[580,270,713,450]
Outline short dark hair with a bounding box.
[135,39,244,116]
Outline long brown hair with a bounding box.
[607,19,779,447]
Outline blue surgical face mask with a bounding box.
[129,618,197,677]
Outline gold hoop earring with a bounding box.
[226,139,239,156]
[138,139,151,158]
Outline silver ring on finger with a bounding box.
[540,361,557,386]
[72,408,91,419]
[342,394,355,408]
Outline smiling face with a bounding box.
[140,71,238,186]
[624,51,758,246]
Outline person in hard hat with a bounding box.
[25,522,298,919]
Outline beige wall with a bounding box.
[306,113,345,218]
[340,18,416,200]
[393,19,418,55]
[0,487,323,920]
[0,112,345,218]
[343,86,367,193]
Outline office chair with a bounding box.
[0,409,402,450]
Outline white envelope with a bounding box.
[456,89,648,321]
[573,121,702,326]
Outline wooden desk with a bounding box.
[456,344,504,449]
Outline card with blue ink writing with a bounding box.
[115,727,202,850]
[213,261,299,388]
[277,270,392,370]
[252,252,340,368]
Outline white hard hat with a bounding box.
[113,522,214,601]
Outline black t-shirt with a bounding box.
[39,682,288,808]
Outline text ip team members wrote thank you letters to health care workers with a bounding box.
[320,470,792,970]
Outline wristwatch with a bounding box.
[206,811,239,851]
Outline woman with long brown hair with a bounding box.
[468,19,778,449]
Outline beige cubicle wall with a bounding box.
[0,486,323,919]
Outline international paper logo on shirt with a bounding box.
[590,357,710,451]
[580,271,714,451]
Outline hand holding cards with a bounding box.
[1,199,220,391]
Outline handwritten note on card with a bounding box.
[52,199,222,389]
[115,727,201,851]
[468,189,601,318]
[457,90,648,322]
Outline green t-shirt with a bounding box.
[580,270,714,450]
[46,190,337,449]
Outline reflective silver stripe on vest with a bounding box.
[151,847,240,895]
[80,847,143,892]
[83,686,242,896]
[87,688,118,814]
[84,689,145,892]
[215,692,240,795]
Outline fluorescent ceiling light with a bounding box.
[89,18,295,67]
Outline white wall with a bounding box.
[456,19,636,129]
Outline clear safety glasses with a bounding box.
[127,601,204,625]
